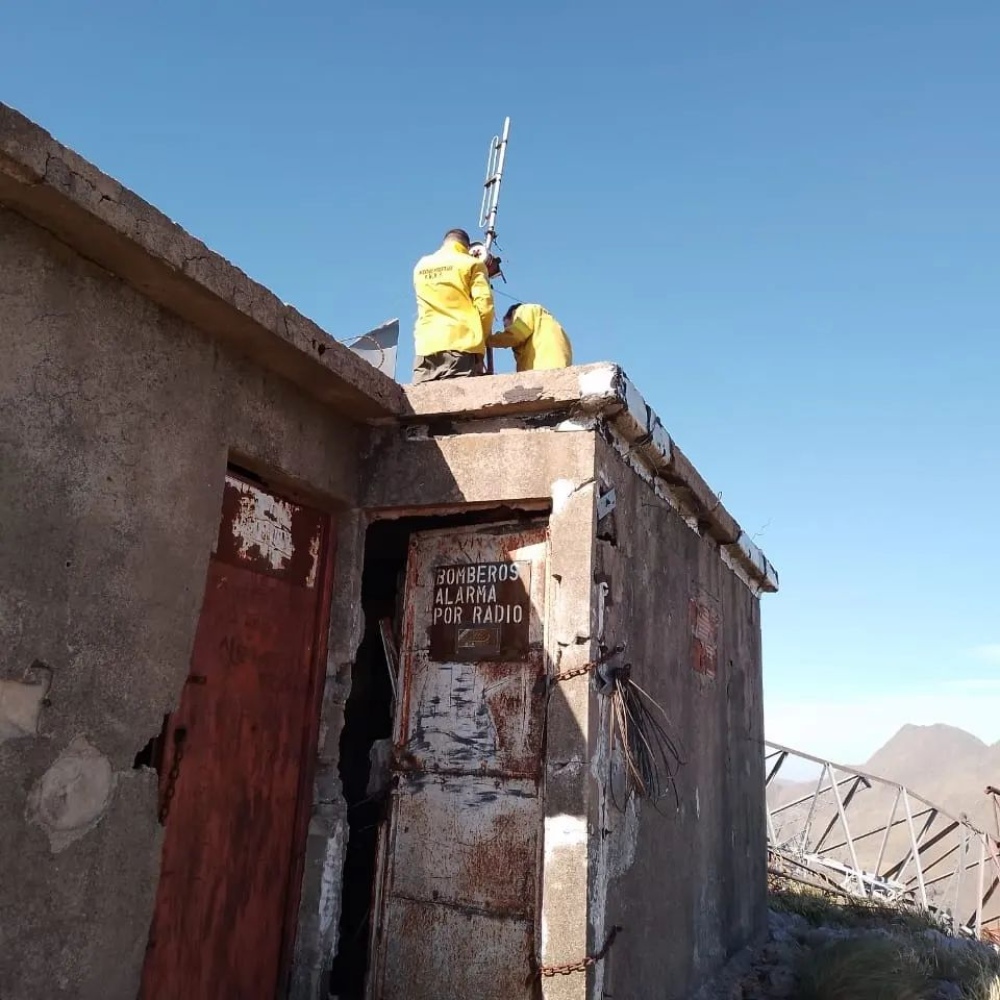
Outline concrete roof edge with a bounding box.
[401,362,620,420]
[0,102,407,420]
[401,361,778,593]
[581,364,779,594]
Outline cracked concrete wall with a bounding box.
[587,435,768,1000]
[290,509,367,1000]
[0,206,362,1000]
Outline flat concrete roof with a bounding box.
[405,364,779,593]
[0,103,405,419]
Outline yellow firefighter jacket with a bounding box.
[412,241,495,357]
[488,303,573,372]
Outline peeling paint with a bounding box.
[577,364,620,404]
[216,475,324,588]
[232,481,295,570]
[305,532,321,589]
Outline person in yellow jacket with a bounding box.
[488,303,573,372]
[411,228,495,384]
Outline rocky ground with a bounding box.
[699,882,1000,1000]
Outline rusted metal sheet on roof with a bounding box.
[214,473,323,588]
[372,523,548,999]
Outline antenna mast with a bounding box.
[478,117,511,375]
[479,116,511,255]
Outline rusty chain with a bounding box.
[551,644,625,684]
[535,925,622,978]
[158,726,187,824]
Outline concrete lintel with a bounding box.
[0,102,406,420]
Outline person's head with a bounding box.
[503,303,522,328]
[443,228,471,249]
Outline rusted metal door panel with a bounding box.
[372,524,548,1000]
[140,473,334,1000]
[379,900,536,1000]
[388,774,539,913]
[393,649,547,778]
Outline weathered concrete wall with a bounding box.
[588,434,768,1000]
[364,420,597,512]
[0,206,363,1000]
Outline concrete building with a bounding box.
[0,103,778,1000]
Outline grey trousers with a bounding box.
[412,350,484,384]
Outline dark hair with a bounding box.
[443,228,471,248]
[504,303,522,323]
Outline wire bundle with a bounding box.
[607,665,685,813]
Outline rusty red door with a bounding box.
[140,472,334,1000]
[371,523,549,1000]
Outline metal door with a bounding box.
[371,523,549,1000]
[140,472,334,1000]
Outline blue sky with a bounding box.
[5,3,998,764]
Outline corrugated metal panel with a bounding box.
[372,523,548,1000]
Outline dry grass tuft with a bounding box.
[770,879,945,935]
[769,875,1000,1000]
[796,937,931,1000]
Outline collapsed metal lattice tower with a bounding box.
[765,741,1000,939]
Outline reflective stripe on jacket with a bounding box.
[488,303,573,372]
[413,241,495,357]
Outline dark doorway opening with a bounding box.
[328,506,545,1000]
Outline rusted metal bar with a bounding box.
[765,750,788,787]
